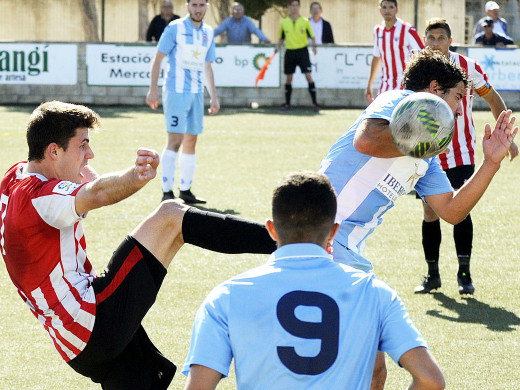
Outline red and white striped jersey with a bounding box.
[437,52,492,170]
[372,18,424,94]
[0,162,96,362]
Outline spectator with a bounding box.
[146,0,180,42]
[474,17,514,47]
[474,1,509,37]
[182,171,445,390]
[308,1,334,44]
[214,2,271,44]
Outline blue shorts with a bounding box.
[162,89,204,135]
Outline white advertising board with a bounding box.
[86,44,166,86]
[0,43,77,85]
[467,47,520,91]
[212,45,280,87]
[292,46,379,89]
[86,44,280,87]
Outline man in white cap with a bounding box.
[474,1,509,37]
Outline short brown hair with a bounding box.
[272,171,337,245]
[425,17,452,38]
[380,0,398,7]
[402,48,467,92]
[27,101,99,161]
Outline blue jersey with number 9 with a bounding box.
[182,243,427,389]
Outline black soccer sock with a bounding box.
[182,207,277,254]
[457,255,471,276]
[308,82,317,105]
[422,220,442,262]
[285,84,292,105]
[454,214,473,259]
[422,220,441,270]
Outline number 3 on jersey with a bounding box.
[276,290,339,375]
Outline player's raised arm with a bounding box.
[75,148,160,215]
[426,110,517,225]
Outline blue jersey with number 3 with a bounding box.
[182,244,427,389]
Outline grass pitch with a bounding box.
[0,105,519,389]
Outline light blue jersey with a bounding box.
[319,90,453,271]
[183,244,427,390]
[158,15,216,93]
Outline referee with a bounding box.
[275,0,320,112]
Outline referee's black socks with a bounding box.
[308,82,317,105]
[182,207,276,254]
[285,84,292,106]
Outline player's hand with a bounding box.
[146,89,159,110]
[365,87,374,103]
[208,99,220,115]
[507,141,519,161]
[312,46,317,56]
[482,110,518,165]
[134,148,160,181]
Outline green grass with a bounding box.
[0,105,519,389]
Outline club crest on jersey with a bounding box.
[53,181,81,195]
[202,32,208,45]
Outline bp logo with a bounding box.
[253,53,268,71]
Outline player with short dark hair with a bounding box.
[365,0,424,103]
[181,171,445,390]
[275,0,320,112]
[0,101,192,389]
[414,18,518,295]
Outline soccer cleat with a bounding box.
[161,190,175,202]
[414,274,441,294]
[312,104,320,112]
[457,272,475,295]
[179,189,207,204]
[280,103,291,111]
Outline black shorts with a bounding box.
[284,47,312,75]
[68,236,176,390]
[416,164,475,200]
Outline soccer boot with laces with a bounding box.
[414,274,441,294]
[457,272,475,295]
[179,189,207,204]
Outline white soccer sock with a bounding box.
[161,149,178,192]
[179,153,196,191]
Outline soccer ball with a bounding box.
[390,92,455,159]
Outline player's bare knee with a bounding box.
[145,200,187,239]
[422,203,439,222]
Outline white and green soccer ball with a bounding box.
[390,92,455,159]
